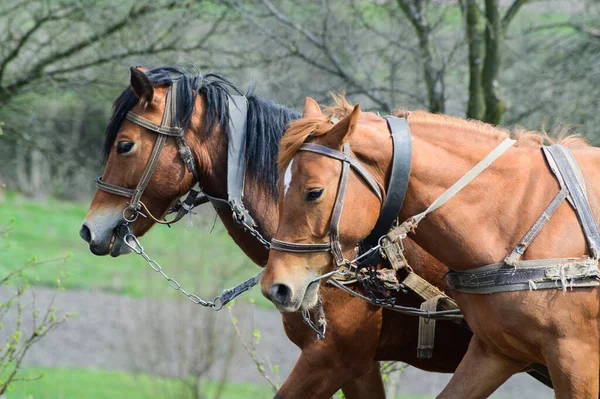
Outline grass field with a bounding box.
[0,191,271,307]
[5,367,274,399]
[6,367,434,399]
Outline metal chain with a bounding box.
[119,223,262,311]
[301,293,327,340]
[235,216,271,250]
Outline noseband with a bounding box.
[270,142,383,266]
[95,80,202,224]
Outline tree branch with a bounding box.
[502,0,527,30]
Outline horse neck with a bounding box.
[399,115,588,270]
[190,102,278,267]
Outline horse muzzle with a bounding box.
[80,209,132,257]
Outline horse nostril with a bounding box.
[269,283,292,306]
[79,224,92,244]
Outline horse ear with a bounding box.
[302,97,322,118]
[324,104,360,147]
[130,67,153,107]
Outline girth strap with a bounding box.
[446,257,599,293]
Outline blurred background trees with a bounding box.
[1,0,599,199]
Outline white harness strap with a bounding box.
[411,138,516,227]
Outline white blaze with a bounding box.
[283,158,294,197]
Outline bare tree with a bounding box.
[0,0,229,104]
[0,0,229,197]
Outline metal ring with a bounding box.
[123,208,139,223]
[123,233,143,254]
[211,296,224,311]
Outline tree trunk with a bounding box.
[465,0,485,120]
[482,0,506,125]
[397,0,445,114]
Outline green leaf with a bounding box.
[252,329,261,344]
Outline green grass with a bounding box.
[0,191,271,308]
[5,367,435,399]
[5,367,273,399]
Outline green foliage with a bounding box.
[0,221,73,394]
[5,367,273,399]
[0,192,272,308]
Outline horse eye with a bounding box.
[117,142,134,154]
[305,188,324,201]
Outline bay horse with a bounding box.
[262,97,600,398]
[79,66,535,398]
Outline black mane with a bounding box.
[104,66,300,194]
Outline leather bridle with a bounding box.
[270,117,412,269]
[270,142,384,266]
[95,80,203,225]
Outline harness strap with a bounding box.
[544,145,600,258]
[270,238,330,253]
[299,143,383,203]
[417,295,443,359]
[446,257,599,293]
[360,117,412,259]
[389,138,516,241]
[226,95,255,227]
[504,187,569,266]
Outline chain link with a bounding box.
[119,223,261,310]
[235,216,271,250]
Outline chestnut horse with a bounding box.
[80,67,541,398]
[263,97,600,398]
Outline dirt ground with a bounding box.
[0,287,553,398]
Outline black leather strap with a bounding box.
[360,117,412,262]
[270,238,331,253]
